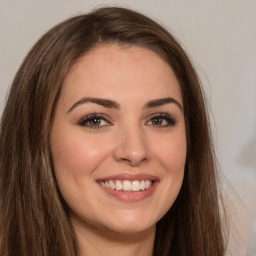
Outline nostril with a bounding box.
[113,130,149,166]
[118,156,148,167]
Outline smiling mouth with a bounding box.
[96,174,159,201]
[99,180,153,192]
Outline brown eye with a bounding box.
[151,117,165,126]
[88,117,102,126]
[146,114,177,127]
[78,114,111,129]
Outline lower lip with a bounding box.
[99,182,158,202]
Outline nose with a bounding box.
[113,126,149,167]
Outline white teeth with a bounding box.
[105,181,110,189]
[109,180,115,189]
[100,179,153,191]
[116,180,122,191]
[145,180,151,189]
[123,180,132,191]
[140,180,146,190]
[132,180,140,191]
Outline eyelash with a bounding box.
[146,113,177,128]
[77,113,177,129]
[77,113,111,129]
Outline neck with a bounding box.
[72,220,155,256]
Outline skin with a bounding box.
[51,45,187,256]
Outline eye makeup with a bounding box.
[77,112,177,130]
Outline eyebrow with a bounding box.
[144,97,183,110]
[67,97,120,113]
[67,97,183,113]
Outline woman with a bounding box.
[0,7,226,256]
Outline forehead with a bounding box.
[60,45,182,106]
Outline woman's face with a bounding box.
[51,45,186,235]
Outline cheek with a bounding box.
[51,126,111,181]
[152,130,187,173]
[150,129,186,215]
[50,127,115,216]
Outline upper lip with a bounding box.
[96,173,159,182]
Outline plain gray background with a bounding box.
[0,1,255,255]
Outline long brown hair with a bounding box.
[0,7,226,256]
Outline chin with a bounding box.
[103,222,156,236]
[98,211,159,235]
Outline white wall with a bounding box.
[0,1,255,255]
